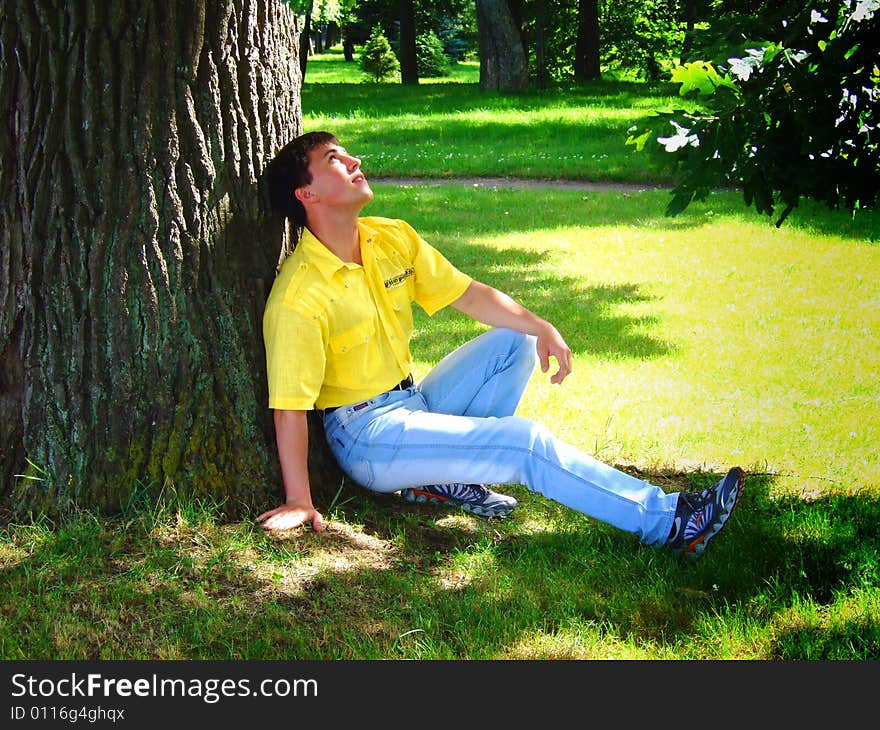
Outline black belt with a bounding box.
[319,374,414,418]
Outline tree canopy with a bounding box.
[628,0,880,225]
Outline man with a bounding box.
[258,131,744,560]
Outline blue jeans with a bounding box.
[323,328,679,546]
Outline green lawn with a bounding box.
[2,50,878,661]
[302,48,695,184]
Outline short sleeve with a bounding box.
[400,221,472,315]
[263,300,326,410]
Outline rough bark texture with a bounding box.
[0,0,343,519]
[575,0,600,82]
[475,0,528,93]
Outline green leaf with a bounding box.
[625,129,653,152]
[671,61,736,99]
[844,44,860,60]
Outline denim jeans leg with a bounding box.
[341,405,678,546]
[326,327,678,545]
[417,328,538,418]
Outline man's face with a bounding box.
[297,143,373,213]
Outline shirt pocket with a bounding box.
[329,319,376,354]
[327,319,377,388]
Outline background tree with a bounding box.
[628,0,880,225]
[519,0,683,83]
[290,0,358,79]
[475,0,529,91]
[360,25,401,80]
[0,0,339,519]
[574,0,601,81]
[399,0,420,84]
[416,30,454,77]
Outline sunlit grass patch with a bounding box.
[368,183,880,499]
[301,49,695,183]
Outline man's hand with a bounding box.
[449,280,574,384]
[256,500,326,534]
[536,323,573,384]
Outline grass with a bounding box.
[302,48,697,183]
[2,48,879,661]
[303,45,481,85]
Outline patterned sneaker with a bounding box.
[401,483,518,518]
[667,466,745,559]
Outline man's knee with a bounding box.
[502,416,554,453]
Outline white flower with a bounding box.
[657,120,700,151]
[852,0,880,22]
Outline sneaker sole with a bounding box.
[402,489,516,518]
[682,467,745,560]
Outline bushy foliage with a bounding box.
[533,0,682,82]
[359,25,400,82]
[416,30,452,77]
[628,0,880,225]
[601,0,684,79]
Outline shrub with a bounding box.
[359,26,400,83]
[416,30,452,78]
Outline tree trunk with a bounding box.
[574,0,600,82]
[300,8,312,82]
[535,0,548,90]
[399,0,419,85]
[505,0,529,72]
[0,0,345,520]
[475,0,528,92]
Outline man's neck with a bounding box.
[305,211,362,265]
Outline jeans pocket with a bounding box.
[326,426,373,489]
[343,454,374,490]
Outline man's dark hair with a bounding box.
[264,131,338,226]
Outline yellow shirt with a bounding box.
[263,216,472,410]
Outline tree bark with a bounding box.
[398,0,419,85]
[574,0,600,82]
[475,0,529,92]
[300,8,312,82]
[343,37,355,62]
[0,0,346,519]
[535,0,548,90]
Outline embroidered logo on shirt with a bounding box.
[384,267,414,289]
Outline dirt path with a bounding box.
[372,176,670,193]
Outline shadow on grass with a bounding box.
[411,242,676,364]
[2,468,878,659]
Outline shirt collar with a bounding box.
[298,220,384,282]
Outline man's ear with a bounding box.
[294,187,313,204]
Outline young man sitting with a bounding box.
[258,131,744,560]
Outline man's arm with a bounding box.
[451,280,573,384]
[256,409,326,533]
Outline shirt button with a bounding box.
[344,283,350,288]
